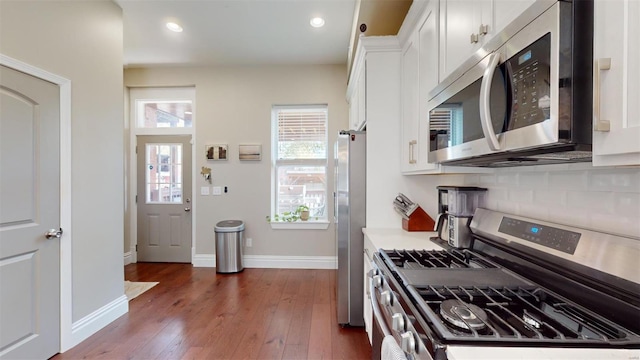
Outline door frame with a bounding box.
[0,54,73,351]
[126,87,196,264]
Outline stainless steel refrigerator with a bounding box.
[334,130,365,326]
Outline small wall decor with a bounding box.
[200,166,212,183]
[206,144,228,160]
[239,144,262,161]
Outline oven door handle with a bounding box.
[479,52,502,151]
[371,290,392,337]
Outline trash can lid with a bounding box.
[215,220,245,232]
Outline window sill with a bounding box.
[269,221,330,230]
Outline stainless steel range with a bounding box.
[370,209,640,360]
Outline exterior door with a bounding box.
[0,65,60,359]
[137,135,192,262]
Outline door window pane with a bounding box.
[146,143,182,203]
[136,100,192,128]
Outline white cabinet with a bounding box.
[401,0,439,173]
[398,0,490,175]
[348,64,367,131]
[592,0,640,166]
[439,0,535,82]
[363,247,373,344]
[439,0,492,81]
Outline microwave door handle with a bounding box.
[479,52,502,151]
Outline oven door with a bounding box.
[370,256,435,360]
[427,2,566,165]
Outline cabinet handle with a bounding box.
[479,24,489,36]
[409,140,417,164]
[594,58,611,132]
[470,33,479,44]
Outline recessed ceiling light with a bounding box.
[310,17,325,28]
[185,111,192,115]
[166,22,183,32]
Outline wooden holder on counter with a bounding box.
[402,206,435,232]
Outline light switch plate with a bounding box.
[200,186,210,196]
[212,186,222,195]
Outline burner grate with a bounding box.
[383,249,498,269]
[408,284,635,344]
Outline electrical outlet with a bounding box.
[245,238,252,247]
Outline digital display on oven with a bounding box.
[518,50,532,65]
[498,217,581,255]
[527,225,541,234]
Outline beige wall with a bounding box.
[0,1,124,322]
[125,65,349,258]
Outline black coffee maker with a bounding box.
[435,186,487,248]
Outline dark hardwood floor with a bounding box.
[53,263,372,359]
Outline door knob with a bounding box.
[185,207,191,212]
[45,228,63,239]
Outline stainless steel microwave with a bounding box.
[427,0,594,167]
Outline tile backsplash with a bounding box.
[459,164,640,238]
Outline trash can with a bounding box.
[215,220,245,273]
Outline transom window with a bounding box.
[272,105,328,221]
[136,100,192,128]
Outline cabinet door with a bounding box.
[401,32,420,172]
[357,63,367,130]
[439,0,486,80]
[348,65,367,130]
[363,251,373,344]
[417,1,441,172]
[349,86,358,130]
[592,0,640,166]
[402,1,441,174]
[493,0,536,36]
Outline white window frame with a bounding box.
[270,104,330,230]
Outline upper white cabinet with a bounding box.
[438,0,535,82]
[347,63,367,131]
[592,0,640,166]
[398,0,490,175]
[400,0,439,173]
[439,0,492,81]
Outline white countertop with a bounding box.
[362,228,445,251]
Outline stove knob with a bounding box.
[380,291,393,306]
[401,331,416,354]
[392,313,406,332]
[371,275,382,288]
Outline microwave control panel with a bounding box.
[507,33,551,130]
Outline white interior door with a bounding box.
[137,135,192,262]
[0,65,60,359]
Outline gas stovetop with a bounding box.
[378,249,640,347]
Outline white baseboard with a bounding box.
[123,251,133,265]
[192,254,337,269]
[192,254,216,267]
[66,295,128,351]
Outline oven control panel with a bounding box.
[498,217,581,254]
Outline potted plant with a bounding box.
[266,205,311,222]
[298,205,310,221]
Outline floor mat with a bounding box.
[124,280,158,300]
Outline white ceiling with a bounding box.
[115,0,359,68]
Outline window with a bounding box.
[271,105,328,224]
[145,143,183,203]
[131,87,194,129]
